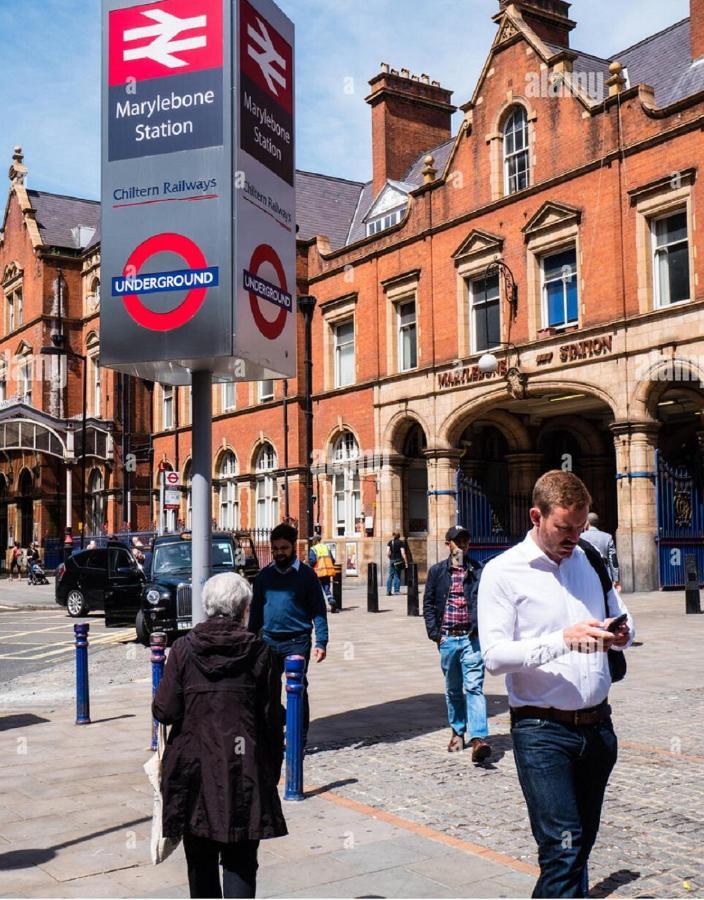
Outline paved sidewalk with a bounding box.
[1,586,702,897]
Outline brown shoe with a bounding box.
[447,731,465,753]
[469,738,492,763]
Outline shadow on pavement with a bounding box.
[307,693,510,752]
[0,713,50,731]
[305,778,359,798]
[590,868,642,897]
[90,714,137,725]
[0,816,151,870]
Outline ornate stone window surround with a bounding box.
[320,293,357,391]
[453,232,505,359]
[629,170,696,315]
[485,98,537,202]
[382,271,420,375]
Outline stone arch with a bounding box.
[383,410,431,455]
[213,444,238,479]
[323,423,363,461]
[631,357,704,421]
[250,439,278,474]
[537,415,610,457]
[444,392,532,452]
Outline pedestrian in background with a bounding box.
[479,471,633,898]
[249,523,328,745]
[153,572,286,899]
[581,511,620,590]
[309,534,338,613]
[423,526,491,762]
[9,541,21,580]
[386,530,408,595]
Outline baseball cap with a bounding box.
[445,526,470,543]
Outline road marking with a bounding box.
[0,630,135,660]
[0,625,80,640]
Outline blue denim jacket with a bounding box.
[422,555,483,642]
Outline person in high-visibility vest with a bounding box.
[309,538,338,613]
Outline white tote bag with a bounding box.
[143,723,181,865]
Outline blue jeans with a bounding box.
[265,634,312,743]
[386,563,402,593]
[511,717,618,898]
[438,634,488,740]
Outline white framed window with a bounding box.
[470,274,501,352]
[0,358,6,403]
[162,386,174,430]
[218,451,239,530]
[332,432,361,537]
[91,356,101,417]
[18,354,32,405]
[258,380,274,403]
[541,247,578,329]
[652,210,690,307]
[334,319,355,388]
[504,106,530,195]
[185,467,192,530]
[366,206,407,237]
[88,468,104,534]
[255,443,278,530]
[222,381,236,411]
[8,295,15,334]
[16,289,23,327]
[397,299,417,372]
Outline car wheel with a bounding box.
[135,609,152,647]
[66,589,88,617]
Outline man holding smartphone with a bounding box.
[478,471,633,899]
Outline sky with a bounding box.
[0,0,691,199]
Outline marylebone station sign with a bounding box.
[100,0,296,385]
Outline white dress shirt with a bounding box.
[478,532,635,710]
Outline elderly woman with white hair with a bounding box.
[153,572,287,899]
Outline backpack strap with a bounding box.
[578,538,611,618]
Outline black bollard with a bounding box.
[367,562,379,613]
[685,555,702,614]
[407,563,419,617]
[333,564,342,611]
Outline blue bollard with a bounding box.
[150,632,167,751]
[74,623,90,725]
[284,654,306,801]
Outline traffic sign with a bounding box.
[244,243,291,340]
[164,471,181,487]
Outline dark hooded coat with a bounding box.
[152,618,287,843]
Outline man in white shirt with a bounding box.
[478,470,633,899]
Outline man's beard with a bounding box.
[274,553,295,570]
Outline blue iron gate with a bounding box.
[655,450,704,589]
[456,472,531,565]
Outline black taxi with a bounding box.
[136,531,259,645]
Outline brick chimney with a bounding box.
[366,65,455,198]
[497,0,576,48]
[692,0,704,60]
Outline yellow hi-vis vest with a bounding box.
[312,542,336,578]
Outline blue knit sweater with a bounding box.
[249,561,329,648]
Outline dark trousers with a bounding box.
[266,633,312,742]
[183,832,259,899]
[511,717,618,898]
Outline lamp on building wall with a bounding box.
[298,295,317,540]
[477,260,527,399]
[41,334,88,548]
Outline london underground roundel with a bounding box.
[117,233,216,332]
[244,243,292,340]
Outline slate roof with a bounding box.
[295,170,365,250]
[26,190,100,250]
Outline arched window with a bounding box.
[87,333,100,418]
[255,443,278,530]
[92,277,101,306]
[218,451,239,530]
[503,106,530,195]
[331,432,361,537]
[88,469,104,535]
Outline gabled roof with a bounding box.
[26,190,100,250]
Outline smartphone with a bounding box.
[606,613,628,633]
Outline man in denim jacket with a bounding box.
[423,526,491,762]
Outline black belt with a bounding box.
[511,699,611,726]
[442,626,472,636]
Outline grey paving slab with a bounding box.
[281,865,459,898]
[407,849,527,886]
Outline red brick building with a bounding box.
[3,0,703,589]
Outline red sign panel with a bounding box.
[108,0,223,87]
[239,0,293,114]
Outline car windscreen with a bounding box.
[152,540,235,576]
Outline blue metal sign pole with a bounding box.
[284,654,305,801]
[191,369,212,627]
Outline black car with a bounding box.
[136,531,259,645]
[55,542,146,624]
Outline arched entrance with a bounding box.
[450,389,617,561]
[18,469,33,547]
[0,476,7,565]
[403,424,428,536]
[653,384,704,587]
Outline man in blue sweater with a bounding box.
[248,523,328,743]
